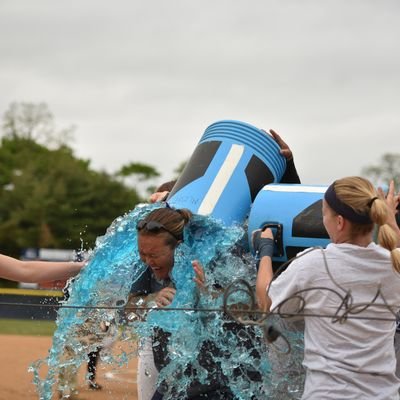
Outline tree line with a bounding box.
[0,102,164,277]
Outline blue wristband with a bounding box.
[257,237,274,259]
[253,231,274,259]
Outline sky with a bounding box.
[0,0,399,189]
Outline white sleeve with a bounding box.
[269,258,305,317]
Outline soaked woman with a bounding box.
[128,207,234,400]
[126,207,187,400]
[128,206,263,400]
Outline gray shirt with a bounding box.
[270,242,400,400]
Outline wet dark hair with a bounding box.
[137,207,192,247]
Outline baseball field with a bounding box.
[0,320,138,400]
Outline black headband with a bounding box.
[324,182,372,224]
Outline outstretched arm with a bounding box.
[0,254,84,283]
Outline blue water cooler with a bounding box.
[167,120,287,225]
[248,184,331,263]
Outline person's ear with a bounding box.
[337,215,345,231]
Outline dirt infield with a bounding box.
[0,334,138,400]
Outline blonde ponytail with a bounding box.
[334,176,400,273]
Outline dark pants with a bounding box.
[87,348,101,381]
[151,387,234,400]
[151,322,264,400]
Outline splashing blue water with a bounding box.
[31,203,304,399]
[31,203,153,399]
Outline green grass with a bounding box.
[0,318,56,336]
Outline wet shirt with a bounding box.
[130,267,172,295]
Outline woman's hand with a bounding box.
[193,260,222,300]
[267,129,294,160]
[149,190,169,203]
[192,260,206,291]
[382,180,399,214]
[378,180,400,245]
[155,287,176,307]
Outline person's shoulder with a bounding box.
[367,241,391,254]
[274,248,324,286]
[289,246,326,268]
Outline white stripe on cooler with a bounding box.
[262,184,328,193]
[197,144,244,215]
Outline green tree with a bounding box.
[117,162,160,199]
[0,102,144,262]
[0,137,140,257]
[362,153,400,188]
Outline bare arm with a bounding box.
[256,257,273,312]
[253,229,274,311]
[0,254,84,283]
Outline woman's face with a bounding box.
[138,233,175,280]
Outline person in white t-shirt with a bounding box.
[253,177,400,399]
